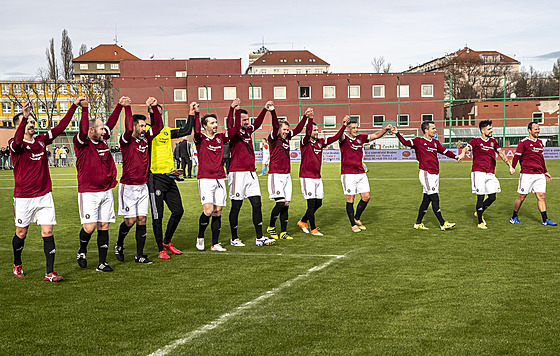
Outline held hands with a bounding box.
[304,107,314,118]
[342,115,350,126]
[145,97,157,107]
[73,97,88,107]
[389,125,398,134]
[189,101,200,115]
[231,98,241,110]
[545,172,552,182]
[457,153,465,162]
[265,100,275,111]
[119,96,131,107]
[509,166,515,175]
[22,101,33,118]
[385,124,393,133]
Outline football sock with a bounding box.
[416,194,430,224]
[164,207,184,244]
[198,213,211,238]
[43,235,55,274]
[136,224,147,257]
[152,218,164,252]
[355,199,369,221]
[12,235,25,266]
[429,194,446,226]
[229,199,243,240]
[280,205,289,232]
[211,215,221,245]
[476,195,485,224]
[304,199,317,230]
[346,202,356,226]
[512,210,518,219]
[97,230,109,264]
[541,211,548,222]
[483,193,496,211]
[79,228,92,254]
[249,196,263,238]
[117,222,132,246]
[269,201,284,227]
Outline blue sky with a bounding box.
[2,0,559,79]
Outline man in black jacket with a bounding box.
[178,139,192,178]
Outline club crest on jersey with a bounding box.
[39,141,44,148]
[156,190,161,196]
[85,214,90,219]
[217,138,221,144]
[17,219,22,224]
[164,132,169,136]
[357,139,361,144]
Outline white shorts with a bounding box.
[518,173,546,194]
[13,192,56,227]
[268,173,292,201]
[341,173,370,195]
[118,183,149,218]
[300,178,324,199]
[228,171,261,200]
[419,170,439,195]
[198,178,227,206]
[78,190,116,224]
[471,172,501,195]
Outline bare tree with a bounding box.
[371,56,392,73]
[79,44,88,56]
[61,29,73,80]
[71,76,112,120]
[512,66,558,98]
[46,38,59,81]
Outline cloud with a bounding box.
[533,51,560,60]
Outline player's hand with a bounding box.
[385,124,393,132]
[390,125,398,134]
[22,101,32,118]
[119,96,131,106]
[509,166,515,175]
[305,107,314,118]
[456,154,463,162]
[73,97,86,107]
[342,115,350,126]
[231,98,241,109]
[78,98,89,108]
[146,97,157,107]
[265,100,275,111]
[545,172,552,181]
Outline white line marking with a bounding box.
[147,254,345,356]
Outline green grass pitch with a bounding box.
[1,161,559,355]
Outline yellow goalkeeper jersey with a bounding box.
[148,126,174,174]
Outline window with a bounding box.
[71,120,78,130]
[40,120,48,129]
[79,64,88,70]
[296,69,302,74]
[283,69,289,74]
[93,84,102,94]
[13,84,21,94]
[36,84,44,94]
[299,86,311,99]
[349,115,360,127]
[421,114,433,122]
[324,115,336,128]
[59,102,69,113]
[260,69,267,74]
[421,84,434,97]
[111,63,119,70]
[97,63,105,70]
[348,85,360,98]
[398,114,409,126]
[373,115,384,126]
[2,102,11,114]
[24,84,34,94]
[372,85,385,98]
[249,87,262,100]
[70,85,79,95]
[533,112,544,124]
[59,84,67,94]
[274,86,286,100]
[315,70,323,74]
[1,84,10,95]
[175,118,187,129]
[463,116,469,126]
[397,85,409,98]
[470,114,475,126]
[39,103,46,113]
[223,87,237,100]
[47,84,56,94]
[323,86,336,99]
[198,87,211,100]
[274,69,279,73]
[174,89,187,102]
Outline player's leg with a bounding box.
[162,179,184,254]
[354,191,370,228]
[198,202,213,244]
[96,221,111,271]
[248,196,265,239]
[279,177,293,239]
[414,193,431,229]
[149,175,167,255]
[228,172,244,243]
[211,205,226,251]
[134,215,151,263]
[12,226,28,277]
[536,193,556,225]
[267,174,284,238]
[476,195,485,224]
[40,224,56,275]
[298,178,311,232]
[511,193,527,224]
[483,193,496,212]
[346,194,357,227]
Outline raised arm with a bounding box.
[270,108,279,138]
[253,100,274,131]
[390,126,414,147]
[77,99,90,144]
[49,97,84,141]
[301,108,314,145]
[226,98,240,129]
[291,111,308,136]
[106,97,125,130]
[326,116,350,145]
[225,106,241,142]
[12,102,32,151]
[148,97,163,138]
[122,97,133,142]
[436,139,458,160]
[367,125,391,142]
[193,103,201,134]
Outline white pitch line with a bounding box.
[147,254,345,356]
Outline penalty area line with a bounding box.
[147,254,345,356]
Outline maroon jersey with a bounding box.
[512,137,547,174]
[74,104,122,193]
[340,133,369,174]
[120,106,163,185]
[396,133,456,174]
[228,107,267,172]
[467,136,501,174]
[300,119,346,179]
[193,110,240,179]
[268,111,308,174]
[10,104,77,198]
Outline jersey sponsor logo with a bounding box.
[30,152,44,161]
[350,144,363,151]
[208,144,222,152]
[136,145,148,154]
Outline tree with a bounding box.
[61,29,73,80]
[46,38,59,81]
[79,44,87,56]
[371,56,392,73]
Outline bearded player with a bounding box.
[457,120,514,229]
[297,109,348,236]
[391,121,458,230]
